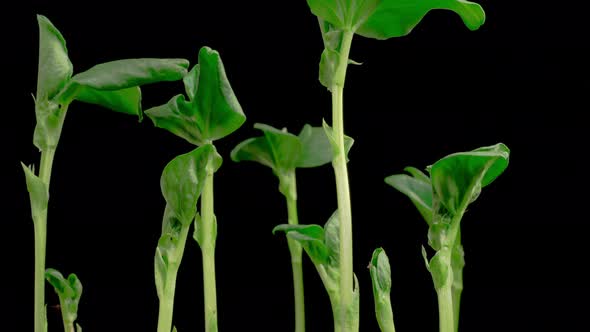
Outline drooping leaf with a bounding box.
[356,0,486,40]
[21,163,49,223]
[146,47,245,145]
[273,224,329,265]
[74,86,142,119]
[307,0,381,30]
[161,144,220,224]
[385,173,433,225]
[370,248,396,332]
[429,143,509,214]
[36,15,73,102]
[67,58,189,91]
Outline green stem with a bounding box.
[157,225,190,332]
[284,172,305,332]
[437,282,455,332]
[330,29,355,332]
[34,147,56,332]
[201,161,218,332]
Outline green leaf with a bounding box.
[21,163,49,223]
[146,47,245,145]
[74,86,143,120]
[255,123,302,171]
[404,166,430,184]
[161,144,219,224]
[428,249,450,290]
[68,58,189,91]
[307,0,381,30]
[273,224,329,265]
[385,172,433,225]
[356,0,486,40]
[324,210,340,266]
[370,248,396,332]
[36,15,73,101]
[322,119,354,160]
[45,268,82,325]
[230,136,274,169]
[429,143,509,214]
[296,124,334,168]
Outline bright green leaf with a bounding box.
[385,173,433,225]
[255,123,302,171]
[21,163,49,223]
[74,86,142,120]
[45,268,82,325]
[161,144,218,224]
[36,15,73,101]
[146,47,245,144]
[273,224,329,265]
[404,166,430,184]
[430,143,509,214]
[230,136,274,169]
[356,0,486,40]
[307,0,381,30]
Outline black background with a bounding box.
[6,0,589,331]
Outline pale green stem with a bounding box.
[437,282,455,332]
[157,224,190,332]
[330,29,355,332]
[283,171,305,332]
[201,162,218,332]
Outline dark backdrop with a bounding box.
[7,1,589,331]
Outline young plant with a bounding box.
[385,143,510,332]
[304,1,485,329]
[24,15,189,332]
[155,145,221,332]
[369,248,396,332]
[145,46,245,332]
[231,123,351,332]
[45,269,83,332]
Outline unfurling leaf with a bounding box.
[45,268,83,325]
[21,163,49,223]
[161,144,220,224]
[370,248,396,332]
[146,47,246,145]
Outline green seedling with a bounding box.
[305,1,485,329]
[45,268,83,332]
[155,145,221,332]
[369,248,396,332]
[24,15,188,332]
[146,46,245,332]
[385,143,510,332]
[231,123,352,332]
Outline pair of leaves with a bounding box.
[45,268,82,329]
[231,122,354,173]
[34,15,189,151]
[308,0,486,39]
[145,47,246,146]
[369,248,396,332]
[161,144,222,225]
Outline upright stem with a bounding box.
[330,29,355,331]
[157,224,190,332]
[437,283,455,332]
[284,171,305,332]
[201,161,218,332]
[34,147,56,332]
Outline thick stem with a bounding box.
[201,163,218,332]
[284,172,305,332]
[157,225,190,332]
[34,147,56,332]
[330,29,355,332]
[437,283,455,332]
